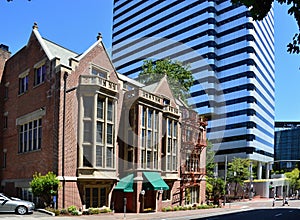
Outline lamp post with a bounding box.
[140,190,145,213]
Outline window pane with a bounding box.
[96,122,103,143]
[141,129,145,148]
[106,147,113,167]
[168,119,171,136]
[148,110,152,128]
[84,121,92,142]
[85,188,91,208]
[173,122,177,137]
[107,101,113,121]
[147,130,152,149]
[167,155,171,170]
[107,124,113,144]
[97,98,104,119]
[100,188,106,206]
[96,145,103,167]
[147,151,151,168]
[142,107,146,127]
[92,188,98,208]
[83,96,94,118]
[83,145,93,167]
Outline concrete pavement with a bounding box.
[58,198,300,220]
[6,198,297,220]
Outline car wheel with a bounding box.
[16,206,27,215]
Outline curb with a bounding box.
[36,208,55,216]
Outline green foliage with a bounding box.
[67,205,77,213]
[285,168,300,192]
[137,59,193,101]
[231,0,300,53]
[60,209,67,215]
[227,158,251,197]
[30,171,60,206]
[206,140,215,177]
[206,177,225,205]
[45,208,60,216]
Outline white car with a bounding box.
[0,193,35,215]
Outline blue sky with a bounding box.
[1,0,299,121]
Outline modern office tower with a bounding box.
[274,122,300,171]
[112,0,275,178]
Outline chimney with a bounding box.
[0,44,9,52]
[0,44,11,82]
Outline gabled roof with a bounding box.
[117,73,144,87]
[31,23,78,67]
[43,38,78,67]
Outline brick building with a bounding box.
[0,24,206,212]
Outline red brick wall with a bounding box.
[1,34,58,182]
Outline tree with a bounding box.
[227,158,251,197]
[30,172,60,207]
[205,141,225,205]
[285,168,300,193]
[206,176,225,205]
[137,59,193,101]
[231,0,300,53]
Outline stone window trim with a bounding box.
[90,63,110,79]
[18,68,30,78]
[16,108,46,126]
[33,58,47,69]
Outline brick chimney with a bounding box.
[0,44,11,82]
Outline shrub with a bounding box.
[173,206,179,211]
[99,207,111,213]
[67,205,77,213]
[71,210,80,216]
[89,208,100,214]
[60,209,67,215]
[45,208,60,216]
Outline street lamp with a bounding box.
[140,190,145,212]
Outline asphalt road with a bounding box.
[194,208,300,220]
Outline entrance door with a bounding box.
[143,190,156,211]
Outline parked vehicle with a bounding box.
[0,193,35,215]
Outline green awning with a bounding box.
[114,174,134,192]
[143,172,169,190]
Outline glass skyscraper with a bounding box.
[112,0,274,177]
[274,122,300,171]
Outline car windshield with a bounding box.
[0,194,14,200]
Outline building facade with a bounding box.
[112,0,274,178]
[274,122,300,171]
[0,24,207,212]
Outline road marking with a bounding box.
[289,210,294,213]
[275,213,282,217]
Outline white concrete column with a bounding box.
[265,163,270,179]
[257,162,262,180]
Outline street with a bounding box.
[195,209,300,220]
[0,199,299,220]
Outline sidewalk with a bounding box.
[45,197,300,220]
